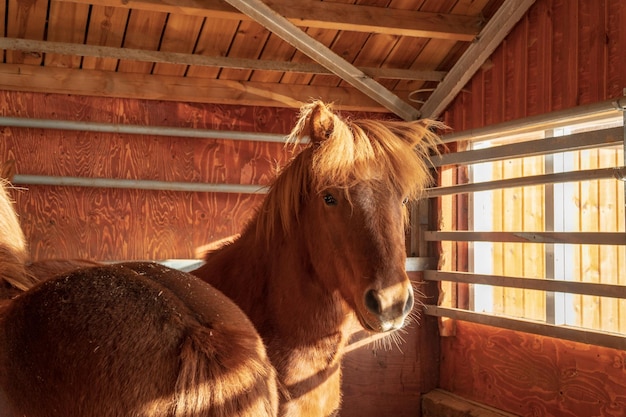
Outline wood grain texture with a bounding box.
[444,0,626,131]
[341,271,439,417]
[440,321,626,417]
[9,186,265,261]
[439,3,626,416]
[0,91,296,261]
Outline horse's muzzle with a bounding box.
[361,286,414,332]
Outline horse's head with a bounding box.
[262,101,442,333]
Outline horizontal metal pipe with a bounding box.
[442,98,626,144]
[12,174,269,194]
[0,116,290,143]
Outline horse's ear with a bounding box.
[308,101,335,145]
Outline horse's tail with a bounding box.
[174,325,278,417]
[0,179,38,293]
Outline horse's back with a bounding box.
[0,262,277,417]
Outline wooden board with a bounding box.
[5,0,47,65]
[440,321,626,417]
[0,91,296,261]
[9,186,264,261]
[82,6,129,71]
[341,271,440,417]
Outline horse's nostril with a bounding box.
[403,289,414,316]
[364,290,382,315]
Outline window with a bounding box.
[424,101,626,349]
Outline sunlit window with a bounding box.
[469,117,625,334]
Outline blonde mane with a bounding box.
[255,101,443,245]
[0,180,37,292]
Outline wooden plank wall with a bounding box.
[440,322,626,417]
[440,0,626,415]
[0,89,439,417]
[0,91,295,261]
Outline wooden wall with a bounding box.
[440,322,626,417]
[444,0,626,129]
[0,91,296,261]
[440,0,626,415]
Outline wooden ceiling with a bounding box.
[0,0,536,120]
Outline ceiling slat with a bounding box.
[59,0,482,41]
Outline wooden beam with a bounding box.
[425,166,626,196]
[0,63,401,112]
[434,127,624,167]
[424,306,626,351]
[423,231,626,246]
[0,37,446,82]
[425,271,626,299]
[222,0,419,120]
[60,0,481,41]
[442,98,626,143]
[423,390,518,417]
[419,0,536,118]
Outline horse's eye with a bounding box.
[402,197,409,205]
[323,193,337,206]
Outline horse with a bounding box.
[0,185,278,416]
[192,101,443,417]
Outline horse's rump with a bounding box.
[26,258,101,282]
[0,262,277,417]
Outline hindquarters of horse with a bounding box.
[0,262,278,417]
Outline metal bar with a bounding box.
[0,116,289,143]
[424,231,626,246]
[222,0,419,121]
[441,98,626,144]
[12,174,269,194]
[425,166,626,197]
[433,127,623,167]
[424,271,626,299]
[423,305,626,351]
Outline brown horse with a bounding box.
[0,185,278,416]
[192,101,442,417]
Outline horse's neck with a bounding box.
[199,227,355,417]
[200,228,352,344]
